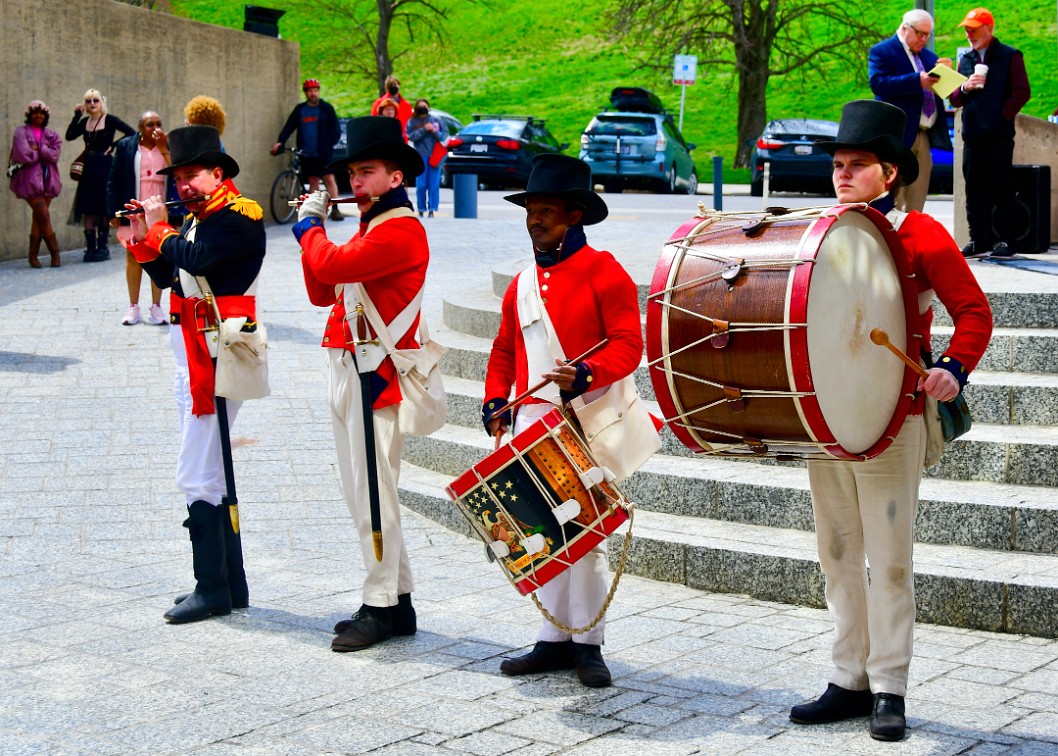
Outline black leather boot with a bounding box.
[173,498,248,609]
[499,640,576,676]
[82,229,96,262]
[95,226,111,261]
[164,501,232,624]
[331,604,393,652]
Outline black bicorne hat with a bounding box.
[326,116,424,177]
[504,154,608,226]
[158,125,239,178]
[816,100,918,186]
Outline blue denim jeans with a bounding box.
[416,162,442,213]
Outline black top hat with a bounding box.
[326,116,424,177]
[504,154,608,226]
[158,125,239,178]
[816,100,918,186]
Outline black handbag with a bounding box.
[924,353,973,442]
[69,150,86,181]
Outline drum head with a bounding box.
[800,211,907,454]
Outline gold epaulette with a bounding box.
[230,196,263,221]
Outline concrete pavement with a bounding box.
[1,190,1057,754]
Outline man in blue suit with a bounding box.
[869,9,953,212]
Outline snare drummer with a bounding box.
[482,154,643,688]
[790,101,992,741]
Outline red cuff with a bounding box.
[145,221,179,253]
[127,241,160,264]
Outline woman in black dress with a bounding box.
[66,88,134,262]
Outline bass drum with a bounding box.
[646,204,919,461]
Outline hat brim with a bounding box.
[158,150,240,179]
[503,188,609,226]
[817,135,919,187]
[326,141,424,178]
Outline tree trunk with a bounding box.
[375,0,394,95]
[734,43,769,168]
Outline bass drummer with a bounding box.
[481,154,645,688]
[789,100,992,741]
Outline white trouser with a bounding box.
[170,323,241,507]
[329,349,412,608]
[895,130,933,214]
[806,414,926,696]
[514,403,608,645]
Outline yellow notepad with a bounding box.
[927,65,968,99]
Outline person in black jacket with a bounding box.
[948,7,1031,258]
[271,78,344,221]
[66,88,134,261]
[123,126,266,625]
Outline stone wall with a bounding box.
[0,0,299,262]
[953,113,1058,249]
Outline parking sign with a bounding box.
[673,55,697,86]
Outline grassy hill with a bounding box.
[172,0,1057,183]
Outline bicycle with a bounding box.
[269,148,307,224]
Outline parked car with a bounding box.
[444,115,568,189]
[750,118,838,196]
[928,109,956,195]
[579,87,697,194]
[335,109,463,190]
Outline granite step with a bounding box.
[449,289,1058,378]
[403,414,1058,555]
[397,461,1058,638]
[438,324,1058,427]
[492,269,1058,329]
[436,359,1058,485]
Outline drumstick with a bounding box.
[493,429,503,452]
[869,328,930,380]
[490,339,610,419]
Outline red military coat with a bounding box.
[300,212,429,410]
[485,244,643,402]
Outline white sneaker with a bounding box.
[122,304,141,326]
[147,304,166,325]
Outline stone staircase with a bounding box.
[400,260,1058,638]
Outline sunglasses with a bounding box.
[85,98,101,104]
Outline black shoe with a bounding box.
[329,205,344,222]
[869,693,906,741]
[790,683,874,724]
[989,242,1015,258]
[573,643,612,688]
[961,241,989,259]
[499,640,576,676]
[330,605,393,652]
[334,593,416,636]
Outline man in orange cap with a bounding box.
[949,8,1031,258]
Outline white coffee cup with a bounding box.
[974,63,989,78]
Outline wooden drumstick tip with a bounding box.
[870,327,930,379]
[869,327,890,346]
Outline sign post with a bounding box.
[672,54,697,130]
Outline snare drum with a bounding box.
[446,409,631,595]
[646,204,919,460]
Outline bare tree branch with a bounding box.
[611,0,881,166]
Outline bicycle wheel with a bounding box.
[270,169,300,224]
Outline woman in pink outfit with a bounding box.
[9,100,63,267]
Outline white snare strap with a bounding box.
[887,209,934,316]
[516,263,565,404]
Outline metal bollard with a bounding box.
[712,156,723,211]
[453,174,478,219]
